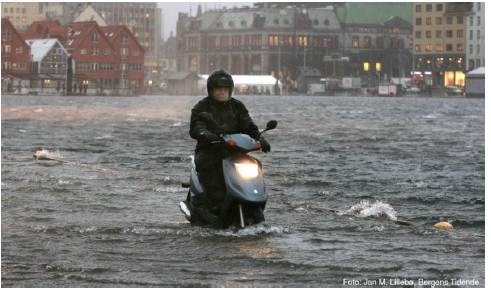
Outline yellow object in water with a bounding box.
[434,222,453,230]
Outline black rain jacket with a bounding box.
[189,96,261,151]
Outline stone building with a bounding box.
[176,3,413,90]
[466,2,485,70]
[1,3,42,31]
[412,2,473,87]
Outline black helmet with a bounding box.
[207,69,234,96]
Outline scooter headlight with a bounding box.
[234,162,259,179]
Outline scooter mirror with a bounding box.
[266,120,278,131]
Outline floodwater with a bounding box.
[1,94,484,287]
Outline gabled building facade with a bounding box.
[1,18,31,92]
[64,21,118,95]
[101,25,145,95]
[26,38,70,93]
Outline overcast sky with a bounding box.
[158,2,253,41]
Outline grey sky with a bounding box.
[158,2,253,41]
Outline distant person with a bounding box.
[185,69,271,227]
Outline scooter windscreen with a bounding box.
[222,156,266,203]
[222,134,261,152]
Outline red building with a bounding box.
[1,18,31,92]
[64,21,118,95]
[101,25,145,95]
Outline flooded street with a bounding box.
[1,94,484,287]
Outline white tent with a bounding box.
[465,67,485,97]
[199,74,282,95]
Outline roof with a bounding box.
[467,67,485,76]
[199,75,280,86]
[100,25,145,53]
[64,21,111,51]
[22,20,66,41]
[26,39,68,62]
[335,3,412,25]
[165,72,198,80]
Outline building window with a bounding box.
[456,30,464,38]
[435,44,443,52]
[415,31,422,39]
[132,49,140,56]
[446,17,453,25]
[324,19,329,26]
[436,4,443,11]
[91,32,98,42]
[426,31,432,38]
[415,4,421,12]
[477,30,481,40]
[363,36,371,48]
[22,8,26,13]
[91,48,99,56]
[415,44,421,52]
[297,35,308,47]
[122,35,129,45]
[80,48,87,55]
[16,47,23,54]
[426,4,432,12]
[457,43,464,51]
[436,30,442,38]
[415,18,422,25]
[457,16,464,24]
[478,3,481,11]
[2,28,12,41]
[436,17,442,25]
[446,44,453,51]
[446,30,453,38]
[476,59,481,67]
[469,30,473,40]
[91,63,98,71]
[351,36,359,48]
[470,16,473,26]
[104,49,110,55]
[469,44,473,54]
[477,16,481,26]
[477,44,480,54]
[3,7,7,13]
[121,48,128,56]
[425,44,432,52]
[426,17,432,25]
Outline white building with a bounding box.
[467,2,485,70]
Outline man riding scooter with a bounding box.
[182,69,271,228]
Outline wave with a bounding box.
[338,200,398,221]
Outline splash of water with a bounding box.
[33,149,63,160]
[339,200,398,221]
[215,223,289,237]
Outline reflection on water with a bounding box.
[1,95,484,287]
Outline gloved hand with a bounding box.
[200,131,221,143]
[259,136,271,153]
